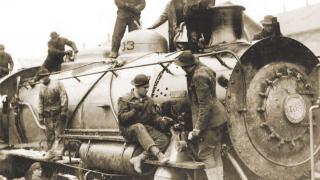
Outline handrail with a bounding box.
[309,105,319,180]
[19,102,45,130]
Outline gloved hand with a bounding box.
[65,50,73,56]
[131,102,144,111]
[74,49,79,54]
[157,116,174,131]
[188,129,200,141]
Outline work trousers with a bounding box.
[43,111,64,151]
[122,123,169,152]
[195,126,224,180]
[111,15,140,54]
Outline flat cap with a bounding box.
[37,67,50,77]
[174,51,196,67]
[131,74,150,86]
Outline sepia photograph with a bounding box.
[1,0,320,179]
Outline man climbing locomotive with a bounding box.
[43,32,78,72]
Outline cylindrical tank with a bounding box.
[79,142,154,175]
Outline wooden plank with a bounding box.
[64,129,120,133]
[144,159,205,170]
[60,134,125,142]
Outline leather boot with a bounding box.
[129,151,149,174]
[150,146,169,164]
[109,51,118,59]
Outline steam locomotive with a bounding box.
[0,4,319,180]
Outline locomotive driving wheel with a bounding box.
[228,61,320,179]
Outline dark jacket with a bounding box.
[117,90,161,129]
[0,52,13,77]
[187,62,227,132]
[150,0,186,52]
[44,37,77,71]
[38,79,68,119]
[115,0,146,18]
[253,29,282,41]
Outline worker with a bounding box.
[253,15,282,41]
[148,0,187,52]
[117,74,173,174]
[110,0,146,58]
[43,32,78,72]
[0,44,14,79]
[184,0,215,52]
[38,68,68,161]
[175,51,227,180]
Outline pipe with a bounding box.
[310,63,320,180]
[20,102,45,130]
[309,105,319,180]
[227,153,248,180]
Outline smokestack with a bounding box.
[208,5,246,46]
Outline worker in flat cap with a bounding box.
[0,44,14,79]
[117,74,173,174]
[38,67,68,161]
[175,51,227,180]
[253,15,282,41]
[43,32,78,72]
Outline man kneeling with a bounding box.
[118,74,171,174]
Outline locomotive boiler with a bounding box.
[0,4,319,180]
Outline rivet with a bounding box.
[276,72,283,77]
[265,79,273,86]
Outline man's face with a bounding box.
[263,24,273,33]
[41,76,50,84]
[136,84,149,97]
[50,34,59,42]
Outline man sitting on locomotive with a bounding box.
[117,74,173,174]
